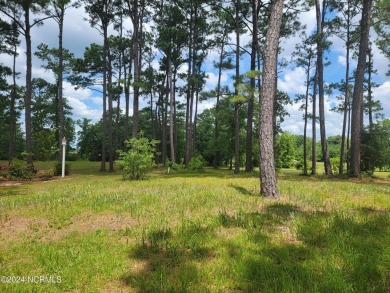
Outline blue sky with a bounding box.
[0,5,389,140]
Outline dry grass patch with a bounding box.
[46,212,138,241]
[0,216,49,242]
[0,212,138,243]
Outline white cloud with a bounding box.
[373,81,390,119]
[32,67,56,83]
[278,67,307,95]
[197,99,216,113]
[67,97,101,123]
[280,96,344,137]
[63,82,93,100]
[91,97,103,105]
[338,55,346,66]
[205,72,229,91]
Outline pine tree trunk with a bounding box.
[259,0,283,199]
[312,69,318,175]
[367,46,374,129]
[315,0,332,176]
[350,0,373,176]
[57,7,65,163]
[303,59,311,175]
[185,1,194,167]
[9,24,18,163]
[193,90,199,155]
[132,1,140,138]
[339,8,350,175]
[173,75,178,163]
[124,56,132,150]
[24,7,33,166]
[245,0,257,172]
[162,76,168,166]
[213,40,225,169]
[234,0,241,174]
[168,57,176,164]
[100,25,108,172]
[107,44,114,172]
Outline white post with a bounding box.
[61,137,67,178]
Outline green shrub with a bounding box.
[295,159,303,170]
[116,135,159,180]
[54,162,70,176]
[8,159,34,180]
[67,153,80,161]
[165,159,181,174]
[37,168,54,181]
[172,163,181,170]
[330,157,340,174]
[188,155,205,173]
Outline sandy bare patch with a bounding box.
[102,279,130,293]
[0,212,138,243]
[0,181,22,187]
[128,259,150,275]
[0,216,49,242]
[0,177,74,187]
[47,212,138,241]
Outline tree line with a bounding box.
[1,0,389,198]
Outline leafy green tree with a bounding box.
[327,136,342,159]
[32,129,57,161]
[361,119,390,173]
[77,118,102,161]
[116,134,158,180]
[31,78,74,160]
[275,131,297,169]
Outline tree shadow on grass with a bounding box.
[216,205,389,292]
[265,202,302,220]
[228,183,256,196]
[121,222,214,292]
[296,209,390,292]
[120,203,389,292]
[158,167,259,180]
[212,205,318,292]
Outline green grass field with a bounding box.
[0,161,389,292]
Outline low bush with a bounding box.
[37,168,54,181]
[67,153,80,161]
[8,159,34,180]
[54,162,70,176]
[330,157,340,174]
[116,135,159,180]
[188,155,205,173]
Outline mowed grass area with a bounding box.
[0,161,389,292]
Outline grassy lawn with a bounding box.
[0,161,389,292]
